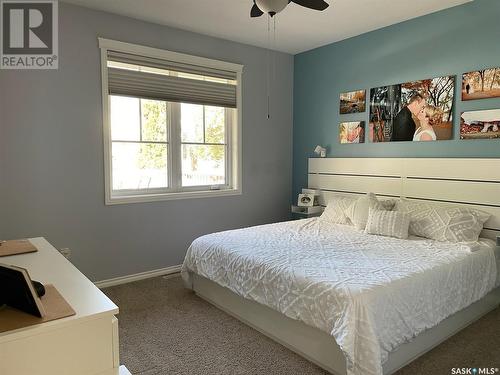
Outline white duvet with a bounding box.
[182,218,497,375]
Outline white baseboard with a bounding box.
[95,264,182,289]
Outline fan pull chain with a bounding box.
[273,16,277,81]
[267,15,271,119]
[266,15,278,120]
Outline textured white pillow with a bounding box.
[380,199,397,211]
[345,193,386,230]
[365,208,411,239]
[320,196,357,225]
[394,199,490,242]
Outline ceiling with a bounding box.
[63,0,472,54]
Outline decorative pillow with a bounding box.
[345,193,386,230]
[380,199,397,211]
[365,208,411,239]
[320,196,357,225]
[394,199,490,242]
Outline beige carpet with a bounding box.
[103,276,500,375]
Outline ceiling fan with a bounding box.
[251,0,329,18]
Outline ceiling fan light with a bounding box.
[255,0,289,15]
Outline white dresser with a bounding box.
[0,237,131,375]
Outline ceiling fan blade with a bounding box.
[291,0,329,11]
[250,3,264,17]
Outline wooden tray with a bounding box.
[0,284,76,333]
[0,240,38,257]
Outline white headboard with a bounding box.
[308,158,500,240]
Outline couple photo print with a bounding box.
[369,75,455,142]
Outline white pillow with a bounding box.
[380,199,397,211]
[365,208,411,239]
[394,199,490,242]
[345,193,386,230]
[320,196,357,225]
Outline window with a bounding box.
[110,97,169,191]
[99,39,243,204]
[180,104,229,187]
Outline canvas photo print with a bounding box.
[339,121,365,144]
[462,68,500,100]
[340,90,366,114]
[369,75,455,142]
[460,109,500,140]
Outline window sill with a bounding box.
[105,188,242,205]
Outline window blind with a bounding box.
[106,50,238,108]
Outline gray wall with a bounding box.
[0,3,294,281]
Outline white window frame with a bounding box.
[99,38,243,205]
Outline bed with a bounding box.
[182,158,500,375]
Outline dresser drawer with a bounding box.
[0,316,116,375]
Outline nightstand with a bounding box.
[291,205,324,219]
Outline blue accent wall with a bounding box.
[293,0,500,197]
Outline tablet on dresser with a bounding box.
[0,263,46,318]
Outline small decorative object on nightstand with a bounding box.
[301,188,320,206]
[292,188,323,218]
[298,193,315,207]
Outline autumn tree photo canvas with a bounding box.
[460,109,500,140]
[462,68,500,100]
[340,90,366,114]
[370,75,455,142]
[339,121,365,144]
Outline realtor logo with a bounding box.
[1,0,58,69]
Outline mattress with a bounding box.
[472,237,499,286]
[182,219,497,375]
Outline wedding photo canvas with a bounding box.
[461,109,500,140]
[462,68,500,101]
[340,90,366,114]
[339,121,365,144]
[370,75,455,142]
